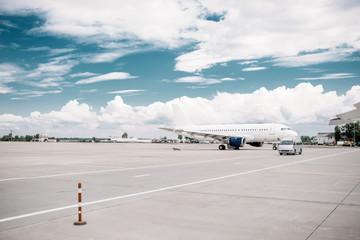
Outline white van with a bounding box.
[278,137,303,155]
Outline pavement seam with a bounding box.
[305,179,360,240]
[180,190,344,205]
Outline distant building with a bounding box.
[32,133,51,142]
[313,132,335,145]
[39,134,48,142]
[110,136,152,143]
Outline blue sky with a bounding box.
[0,0,360,138]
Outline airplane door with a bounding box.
[269,128,275,135]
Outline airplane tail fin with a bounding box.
[173,105,193,128]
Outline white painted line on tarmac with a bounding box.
[0,149,358,224]
[135,174,151,178]
[0,204,78,223]
[0,155,267,182]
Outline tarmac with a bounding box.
[0,142,359,240]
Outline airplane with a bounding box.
[329,101,360,125]
[160,105,298,150]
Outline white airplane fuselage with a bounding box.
[173,123,298,143]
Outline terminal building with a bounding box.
[313,132,335,145]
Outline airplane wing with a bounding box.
[329,102,360,125]
[159,127,175,132]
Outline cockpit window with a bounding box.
[281,128,291,131]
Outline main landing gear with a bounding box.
[272,143,278,150]
[218,144,226,150]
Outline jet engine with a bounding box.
[249,142,264,147]
[229,137,246,148]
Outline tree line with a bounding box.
[0,133,56,142]
[334,122,360,143]
[300,122,359,145]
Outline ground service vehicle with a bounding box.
[278,137,303,155]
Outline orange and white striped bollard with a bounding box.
[74,182,86,225]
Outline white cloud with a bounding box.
[10,43,20,49]
[175,76,220,85]
[220,77,237,81]
[174,1,360,72]
[175,76,239,85]
[3,1,359,72]
[24,46,51,52]
[0,58,76,96]
[296,73,357,81]
[242,67,268,72]
[272,48,358,67]
[1,83,360,137]
[107,90,145,95]
[48,48,75,56]
[0,63,23,84]
[70,72,97,78]
[83,51,127,63]
[33,57,76,77]
[24,47,74,56]
[2,0,199,48]
[0,20,18,28]
[238,60,258,65]
[15,89,62,98]
[80,89,97,94]
[187,86,208,89]
[75,72,138,84]
[0,84,14,94]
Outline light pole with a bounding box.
[354,123,356,147]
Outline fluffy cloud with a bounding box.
[175,1,360,72]
[1,83,360,137]
[2,0,359,72]
[0,0,199,48]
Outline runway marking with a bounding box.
[0,149,358,224]
[135,174,151,178]
[0,155,269,182]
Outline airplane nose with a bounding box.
[290,130,298,137]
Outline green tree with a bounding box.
[1,134,11,141]
[178,135,183,140]
[25,135,33,142]
[300,136,311,144]
[340,122,360,143]
[334,126,341,142]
